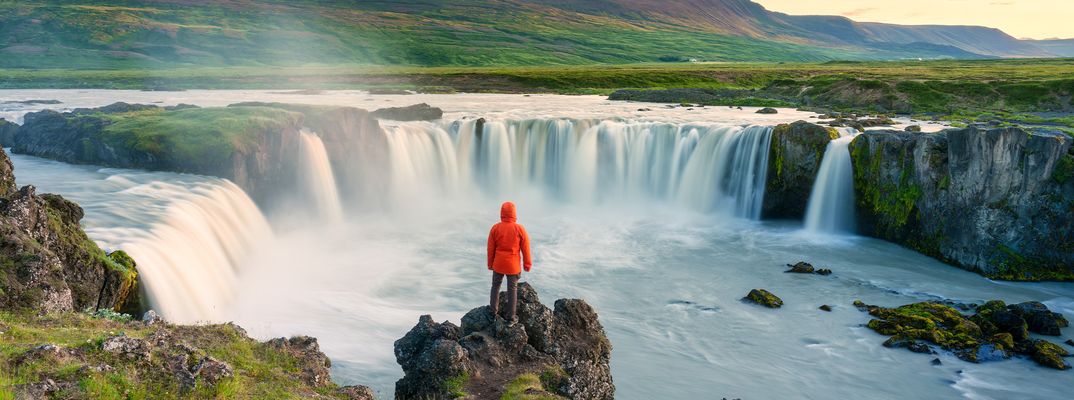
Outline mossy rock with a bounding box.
[744,289,783,308]
[1029,340,1072,370]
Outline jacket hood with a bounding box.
[500,201,517,222]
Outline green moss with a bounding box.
[744,289,783,308]
[0,312,352,399]
[443,372,469,399]
[850,139,923,236]
[501,370,567,400]
[986,245,1074,282]
[1053,155,1074,184]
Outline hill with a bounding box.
[0,0,1057,68]
[1028,39,1074,57]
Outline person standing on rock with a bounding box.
[487,201,532,321]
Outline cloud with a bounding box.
[841,7,878,17]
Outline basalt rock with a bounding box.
[394,283,614,400]
[371,103,444,121]
[0,148,141,313]
[848,126,1074,280]
[785,261,815,273]
[756,107,778,114]
[763,121,840,219]
[1006,301,1069,336]
[267,335,334,388]
[0,118,18,147]
[860,300,1071,369]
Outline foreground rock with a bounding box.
[3,313,372,399]
[763,121,840,219]
[744,289,783,308]
[394,283,613,399]
[859,300,1071,369]
[371,103,444,121]
[0,147,142,313]
[849,126,1074,280]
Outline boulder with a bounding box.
[267,336,334,388]
[785,262,814,273]
[1007,301,1069,336]
[905,125,922,132]
[744,289,783,308]
[756,107,779,114]
[1028,340,1071,370]
[339,385,377,400]
[193,356,234,385]
[394,283,613,400]
[819,305,833,312]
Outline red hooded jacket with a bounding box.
[487,202,532,275]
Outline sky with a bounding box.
[755,0,1074,40]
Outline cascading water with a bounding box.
[299,130,344,221]
[803,129,859,234]
[381,119,774,219]
[113,181,273,322]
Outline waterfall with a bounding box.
[376,118,773,219]
[103,180,273,323]
[804,129,859,234]
[299,130,344,221]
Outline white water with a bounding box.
[382,120,772,218]
[804,130,859,235]
[9,153,273,323]
[299,130,344,221]
[5,91,1073,400]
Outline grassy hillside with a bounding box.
[0,0,1002,69]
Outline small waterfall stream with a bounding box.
[299,130,344,221]
[804,129,859,234]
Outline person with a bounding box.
[487,201,532,321]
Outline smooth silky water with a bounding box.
[3,91,1071,399]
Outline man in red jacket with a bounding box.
[487,201,532,321]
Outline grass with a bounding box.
[0,312,352,399]
[95,106,303,170]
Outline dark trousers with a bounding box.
[490,272,520,320]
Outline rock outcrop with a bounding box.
[0,118,18,147]
[859,300,1071,370]
[4,313,373,399]
[763,121,840,219]
[0,147,142,313]
[394,283,614,400]
[371,103,444,121]
[849,126,1074,280]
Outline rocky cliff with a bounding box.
[763,121,839,219]
[11,103,308,204]
[0,147,142,313]
[0,118,18,147]
[394,283,614,400]
[849,126,1074,280]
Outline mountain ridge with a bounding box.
[0,0,1059,68]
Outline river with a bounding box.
[3,90,1070,399]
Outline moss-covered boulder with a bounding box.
[849,127,1074,281]
[763,121,840,219]
[744,289,783,308]
[860,300,1072,369]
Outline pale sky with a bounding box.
[755,0,1074,39]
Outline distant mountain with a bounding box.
[1027,39,1074,57]
[0,0,1057,68]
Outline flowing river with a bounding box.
[3,90,1071,399]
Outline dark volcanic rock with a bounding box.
[819,305,833,312]
[756,107,778,114]
[1007,301,1069,336]
[744,289,783,308]
[785,261,815,273]
[394,283,613,400]
[371,103,444,121]
[848,126,1074,280]
[763,121,840,219]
